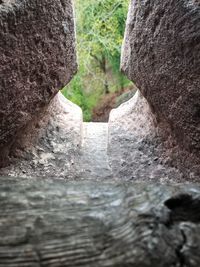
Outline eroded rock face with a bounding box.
[121,0,200,155]
[108,91,185,182]
[0,93,83,179]
[0,0,77,166]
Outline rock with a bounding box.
[115,88,136,108]
[0,0,77,166]
[0,92,83,179]
[119,0,200,180]
[108,91,185,182]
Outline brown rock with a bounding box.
[121,0,200,155]
[0,0,77,166]
[120,0,200,180]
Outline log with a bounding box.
[0,177,200,266]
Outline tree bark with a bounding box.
[91,53,109,94]
[101,55,109,94]
[0,177,200,266]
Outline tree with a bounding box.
[76,0,129,93]
[62,0,131,121]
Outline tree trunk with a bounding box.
[0,177,200,267]
[91,53,109,94]
[101,55,109,94]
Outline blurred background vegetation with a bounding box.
[62,0,135,121]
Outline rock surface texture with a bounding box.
[0,0,77,166]
[1,177,200,266]
[78,123,112,179]
[0,93,83,179]
[1,1,200,264]
[120,0,200,180]
[108,91,184,182]
[0,0,200,182]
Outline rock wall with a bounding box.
[122,0,200,154]
[118,0,200,180]
[1,0,199,180]
[108,91,184,182]
[0,0,77,166]
[0,93,83,179]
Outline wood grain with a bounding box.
[0,177,200,266]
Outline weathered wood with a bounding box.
[0,177,200,266]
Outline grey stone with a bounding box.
[108,91,185,182]
[0,92,83,179]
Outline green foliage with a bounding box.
[62,0,131,121]
[62,75,95,122]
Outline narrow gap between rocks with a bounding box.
[61,0,135,123]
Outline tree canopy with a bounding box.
[62,0,131,121]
